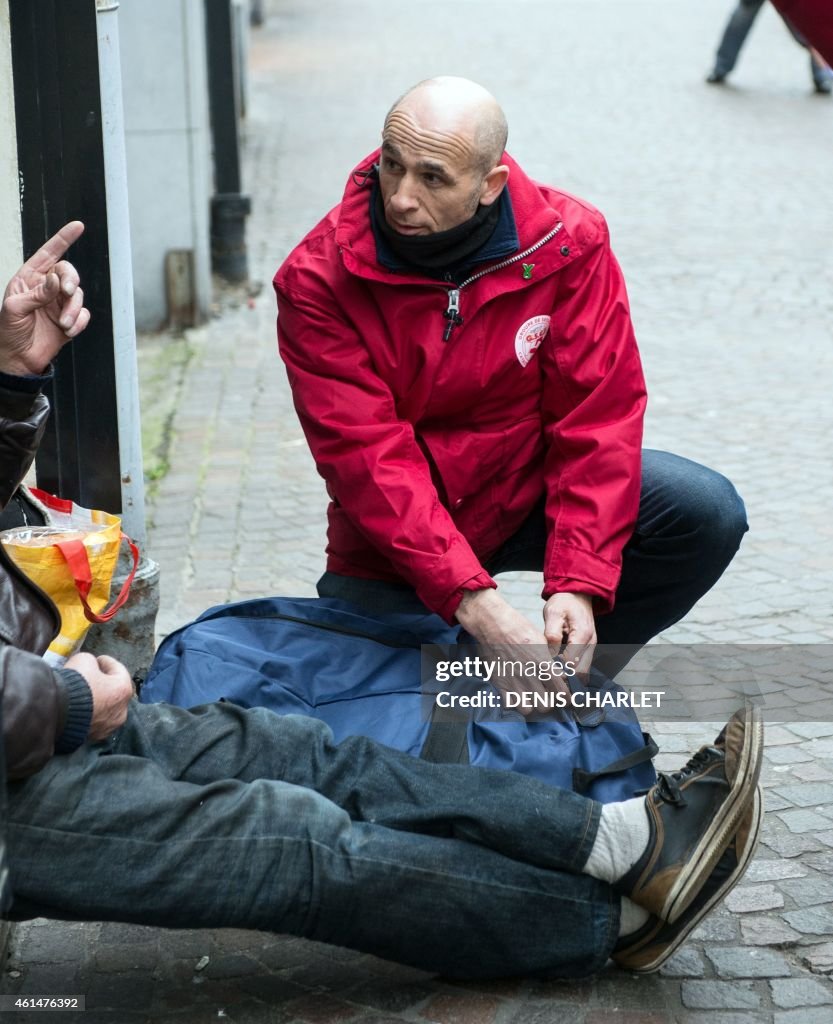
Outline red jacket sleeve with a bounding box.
[539,210,646,612]
[275,275,495,622]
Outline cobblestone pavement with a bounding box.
[3,0,833,1020]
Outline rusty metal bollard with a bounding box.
[82,551,161,687]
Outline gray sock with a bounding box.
[584,796,651,885]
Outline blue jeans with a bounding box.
[320,450,749,677]
[714,0,830,86]
[6,701,617,979]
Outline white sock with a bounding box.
[618,896,651,938]
[583,796,651,885]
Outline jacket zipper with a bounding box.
[442,221,564,342]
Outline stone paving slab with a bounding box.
[3,0,833,1020]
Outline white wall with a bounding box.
[119,0,212,331]
[0,1,22,284]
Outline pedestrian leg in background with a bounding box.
[780,16,833,92]
[707,0,766,83]
[808,46,833,92]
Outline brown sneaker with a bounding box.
[613,786,763,973]
[615,703,763,923]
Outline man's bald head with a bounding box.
[378,77,511,235]
[385,77,508,175]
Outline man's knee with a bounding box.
[641,450,748,552]
[706,472,748,554]
[681,462,748,555]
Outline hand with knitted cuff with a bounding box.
[53,667,94,755]
[0,221,89,377]
[64,652,134,743]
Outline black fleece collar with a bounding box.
[371,181,519,283]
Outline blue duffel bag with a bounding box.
[141,596,657,803]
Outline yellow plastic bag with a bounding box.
[0,488,138,666]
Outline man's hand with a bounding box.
[0,220,89,376]
[544,592,597,681]
[65,652,133,742]
[456,589,572,712]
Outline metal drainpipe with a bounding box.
[205,0,251,282]
[89,0,160,683]
[94,0,146,549]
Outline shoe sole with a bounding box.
[661,702,764,923]
[628,787,763,973]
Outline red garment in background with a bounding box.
[770,0,833,64]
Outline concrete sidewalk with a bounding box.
[2,0,833,1020]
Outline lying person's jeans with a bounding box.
[6,700,617,979]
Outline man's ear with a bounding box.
[479,164,510,207]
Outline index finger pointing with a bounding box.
[22,221,85,275]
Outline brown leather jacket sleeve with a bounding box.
[0,378,71,778]
[0,384,50,511]
[0,380,61,654]
[0,647,66,779]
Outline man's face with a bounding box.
[378,105,486,236]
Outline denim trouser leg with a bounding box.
[714,0,765,75]
[5,702,616,979]
[808,50,832,87]
[776,16,829,85]
[594,450,748,640]
[810,53,822,84]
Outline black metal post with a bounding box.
[9,0,122,513]
[205,0,251,282]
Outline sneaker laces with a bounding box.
[654,747,719,809]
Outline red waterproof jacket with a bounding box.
[275,151,647,623]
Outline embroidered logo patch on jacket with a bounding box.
[514,315,551,367]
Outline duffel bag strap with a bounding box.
[420,702,471,765]
[571,732,659,795]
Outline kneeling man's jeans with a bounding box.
[6,701,617,979]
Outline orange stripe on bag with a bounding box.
[54,535,139,623]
